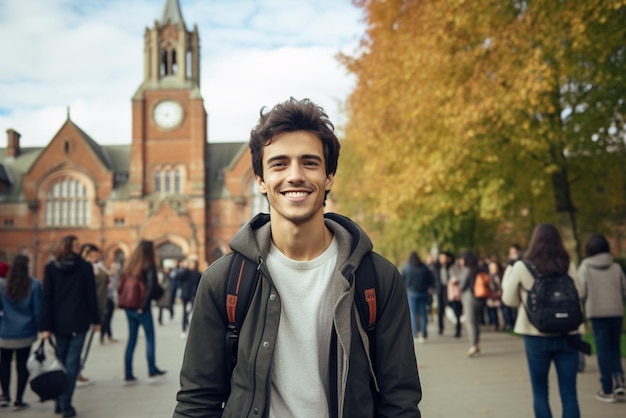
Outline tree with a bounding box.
[337,0,626,261]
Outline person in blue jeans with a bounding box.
[578,233,626,402]
[502,223,583,418]
[120,240,166,385]
[401,251,434,342]
[40,235,101,418]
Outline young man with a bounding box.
[174,98,422,417]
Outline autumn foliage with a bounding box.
[336,0,626,262]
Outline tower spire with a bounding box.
[159,0,187,30]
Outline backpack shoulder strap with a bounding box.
[225,251,260,378]
[226,252,259,330]
[353,252,379,379]
[521,259,539,279]
[354,252,378,331]
[520,259,540,294]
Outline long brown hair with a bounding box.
[54,235,78,260]
[5,254,31,301]
[523,223,570,275]
[122,240,156,277]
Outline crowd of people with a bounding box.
[402,225,626,417]
[401,245,521,348]
[0,238,200,416]
[1,95,624,418]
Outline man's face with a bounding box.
[86,251,100,263]
[508,247,519,261]
[256,130,334,227]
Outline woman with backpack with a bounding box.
[578,233,626,403]
[119,240,166,385]
[502,223,583,418]
[457,251,485,357]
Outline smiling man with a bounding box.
[174,98,422,418]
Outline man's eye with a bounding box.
[270,162,286,168]
[304,160,320,166]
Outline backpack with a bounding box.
[473,272,491,299]
[521,260,583,334]
[224,251,379,379]
[117,273,147,309]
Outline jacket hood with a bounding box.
[54,253,81,273]
[581,252,614,269]
[229,212,374,277]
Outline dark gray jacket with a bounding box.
[174,213,422,417]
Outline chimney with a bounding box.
[6,129,21,159]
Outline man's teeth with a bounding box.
[284,191,308,197]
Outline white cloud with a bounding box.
[0,0,363,147]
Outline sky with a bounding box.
[0,0,365,147]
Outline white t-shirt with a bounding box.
[267,238,337,418]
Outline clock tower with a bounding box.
[129,0,206,199]
[128,0,208,263]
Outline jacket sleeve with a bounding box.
[174,258,231,418]
[39,263,55,331]
[620,266,626,302]
[84,263,101,325]
[374,256,422,417]
[426,267,435,290]
[142,266,157,310]
[576,263,589,303]
[501,262,521,308]
[32,279,43,327]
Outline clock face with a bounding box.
[153,100,184,129]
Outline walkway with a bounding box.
[14,305,626,417]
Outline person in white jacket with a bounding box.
[578,233,626,403]
[502,223,583,418]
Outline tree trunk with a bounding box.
[551,167,581,264]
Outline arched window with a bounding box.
[250,180,268,216]
[165,170,172,192]
[174,170,181,193]
[45,178,90,227]
[155,170,162,192]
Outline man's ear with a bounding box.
[256,175,267,195]
[325,173,335,192]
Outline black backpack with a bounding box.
[224,250,379,379]
[521,260,584,334]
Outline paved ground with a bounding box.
[8,304,626,417]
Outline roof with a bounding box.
[0,140,247,203]
[0,147,45,202]
[208,142,248,198]
[70,120,114,170]
[159,0,187,30]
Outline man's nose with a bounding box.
[286,163,305,182]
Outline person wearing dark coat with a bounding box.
[179,260,201,338]
[401,251,435,342]
[40,235,101,418]
[432,251,454,335]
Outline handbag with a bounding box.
[117,272,147,309]
[28,338,69,402]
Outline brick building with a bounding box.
[0,0,268,277]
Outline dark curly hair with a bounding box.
[5,254,31,301]
[249,97,340,180]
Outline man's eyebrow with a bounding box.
[265,154,323,164]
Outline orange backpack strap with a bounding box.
[224,252,260,380]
